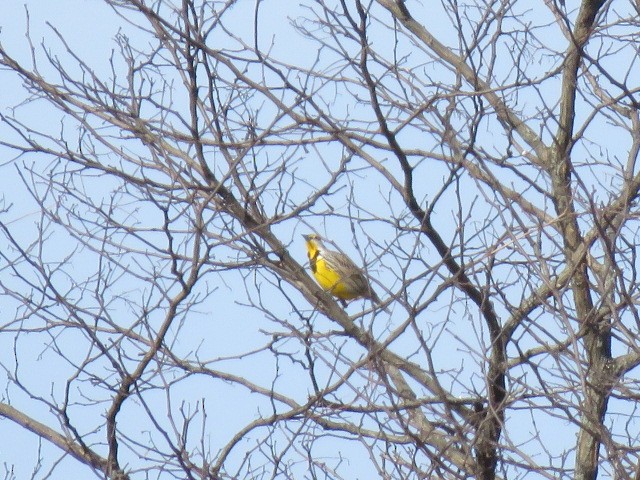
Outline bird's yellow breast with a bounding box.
[312,256,359,300]
[304,234,379,304]
[305,236,360,300]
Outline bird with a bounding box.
[303,233,382,307]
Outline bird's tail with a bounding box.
[368,288,389,312]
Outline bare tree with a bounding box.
[1,0,639,478]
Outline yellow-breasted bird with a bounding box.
[303,233,382,306]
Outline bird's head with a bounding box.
[303,233,325,251]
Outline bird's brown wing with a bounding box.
[324,249,380,302]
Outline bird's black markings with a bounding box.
[308,250,319,274]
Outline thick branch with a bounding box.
[0,403,127,479]
[551,1,609,479]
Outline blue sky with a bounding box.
[1,0,640,478]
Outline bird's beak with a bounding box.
[302,234,311,241]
